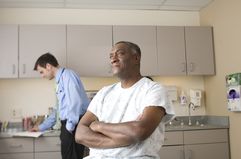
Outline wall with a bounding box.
[200,0,241,159]
[0,8,205,121]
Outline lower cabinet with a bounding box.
[159,146,184,159]
[34,136,61,159]
[0,136,61,159]
[0,153,33,159]
[35,152,61,159]
[159,129,230,159]
[0,138,34,159]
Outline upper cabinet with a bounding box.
[113,26,159,76]
[185,26,215,75]
[0,25,18,78]
[157,26,186,75]
[157,26,215,75]
[0,25,215,78]
[67,25,112,77]
[19,25,66,78]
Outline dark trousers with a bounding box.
[60,120,85,159]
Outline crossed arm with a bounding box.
[75,106,166,149]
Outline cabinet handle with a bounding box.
[12,64,16,75]
[189,63,194,72]
[182,63,186,72]
[23,64,26,74]
[9,144,23,148]
[180,150,185,159]
[186,149,192,159]
[56,143,61,146]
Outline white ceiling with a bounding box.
[0,0,214,11]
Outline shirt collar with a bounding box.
[55,67,65,84]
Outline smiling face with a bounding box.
[109,42,140,79]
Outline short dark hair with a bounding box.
[115,41,141,56]
[33,53,59,70]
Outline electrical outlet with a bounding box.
[11,109,22,119]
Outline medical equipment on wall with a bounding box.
[226,73,241,111]
[189,89,202,107]
[180,90,187,105]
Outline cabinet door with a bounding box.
[0,138,33,153]
[185,26,215,75]
[113,26,158,76]
[19,25,66,78]
[35,137,60,152]
[184,143,229,159]
[184,129,228,144]
[159,146,184,159]
[157,26,186,75]
[0,153,33,159]
[0,25,18,78]
[164,131,183,146]
[35,152,61,159]
[67,25,112,77]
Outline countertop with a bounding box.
[0,130,60,138]
[0,115,229,138]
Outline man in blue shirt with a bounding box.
[31,53,89,159]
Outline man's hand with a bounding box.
[30,125,39,132]
[90,120,102,132]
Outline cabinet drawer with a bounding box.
[164,131,183,145]
[35,152,61,159]
[0,138,33,153]
[35,137,61,152]
[0,153,33,159]
[184,129,228,144]
[159,146,184,159]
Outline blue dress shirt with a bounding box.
[39,68,89,132]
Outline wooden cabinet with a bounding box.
[0,25,18,78]
[185,26,215,75]
[34,136,61,159]
[157,26,186,75]
[159,131,184,159]
[157,26,215,75]
[183,129,229,159]
[0,138,34,159]
[159,129,229,159]
[19,25,66,78]
[113,25,159,76]
[67,25,113,77]
[0,25,215,78]
[0,153,33,159]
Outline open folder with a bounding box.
[12,131,44,138]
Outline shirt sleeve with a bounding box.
[142,83,175,123]
[64,73,89,132]
[38,109,56,132]
[87,87,105,117]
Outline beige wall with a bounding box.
[0,76,206,121]
[201,0,241,159]
[0,8,206,121]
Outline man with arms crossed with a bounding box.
[75,41,174,159]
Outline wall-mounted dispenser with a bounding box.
[190,89,202,107]
[226,73,241,111]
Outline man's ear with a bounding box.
[135,54,141,65]
[46,63,51,70]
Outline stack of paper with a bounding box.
[12,131,44,138]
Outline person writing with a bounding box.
[75,41,174,158]
[31,53,89,159]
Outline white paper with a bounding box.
[12,131,43,138]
